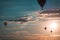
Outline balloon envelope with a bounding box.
[50,30,53,33]
[44,27,47,30]
[37,0,46,10]
[4,22,7,26]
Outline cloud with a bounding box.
[1,10,60,40]
[4,33,60,40]
[0,30,32,40]
[0,30,60,40]
[12,31,31,35]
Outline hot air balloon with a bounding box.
[44,27,47,30]
[37,0,46,10]
[4,22,7,27]
[50,30,53,33]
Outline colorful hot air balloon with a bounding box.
[37,0,46,10]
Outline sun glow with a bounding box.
[48,21,58,31]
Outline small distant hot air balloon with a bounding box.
[37,0,46,10]
[4,22,7,27]
[44,27,47,30]
[50,30,53,33]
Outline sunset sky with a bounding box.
[0,0,60,40]
[0,0,60,16]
